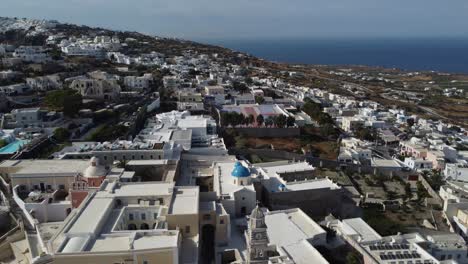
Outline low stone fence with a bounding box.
[418,174,443,206]
[231,148,304,161]
[235,127,300,138]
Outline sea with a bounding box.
[204,38,468,74]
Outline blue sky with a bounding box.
[1,0,467,40]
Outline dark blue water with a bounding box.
[205,38,468,73]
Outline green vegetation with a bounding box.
[302,98,334,125]
[363,206,405,236]
[416,181,430,203]
[355,124,377,141]
[255,96,265,104]
[232,81,249,93]
[422,170,444,191]
[0,139,7,149]
[53,128,70,142]
[404,183,412,200]
[44,90,83,117]
[345,251,362,264]
[221,112,294,128]
[87,124,128,142]
[256,114,264,126]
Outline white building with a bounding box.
[404,157,433,172]
[214,160,257,217]
[325,217,468,264]
[70,78,121,101]
[13,46,50,63]
[26,74,62,91]
[124,73,153,90]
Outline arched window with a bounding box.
[128,224,137,230]
[140,223,149,230]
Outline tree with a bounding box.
[416,181,430,203]
[256,114,264,127]
[232,81,249,93]
[355,124,376,141]
[247,114,255,126]
[44,90,82,117]
[0,139,7,148]
[286,116,295,127]
[346,251,362,264]
[53,127,70,142]
[275,115,287,128]
[255,96,265,104]
[265,117,273,127]
[320,123,336,137]
[404,183,412,200]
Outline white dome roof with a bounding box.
[83,157,107,178]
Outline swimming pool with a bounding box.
[0,140,29,154]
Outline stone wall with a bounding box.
[235,127,300,138]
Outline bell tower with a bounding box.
[246,204,269,264]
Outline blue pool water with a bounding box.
[0,140,29,154]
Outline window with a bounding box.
[448,255,452,260]
[220,219,225,225]
[143,261,148,264]
[141,213,146,220]
[47,185,52,190]
[203,214,211,221]
[185,226,190,233]
[441,255,446,260]
[58,184,65,190]
[153,213,158,219]
[128,213,134,220]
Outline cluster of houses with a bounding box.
[0,17,467,264]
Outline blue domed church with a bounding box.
[214,160,257,218]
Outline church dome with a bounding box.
[231,161,251,178]
[83,157,107,178]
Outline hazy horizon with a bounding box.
[1,0,467,40]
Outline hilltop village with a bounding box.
[0,17,467,264]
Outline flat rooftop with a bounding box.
[259,161,315,179]
[0,159,89,176]
[341,218,382,242]
[265,209,326,247]
[169,187,199,215]
[371,159,401,168]
[285,178,340,191]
